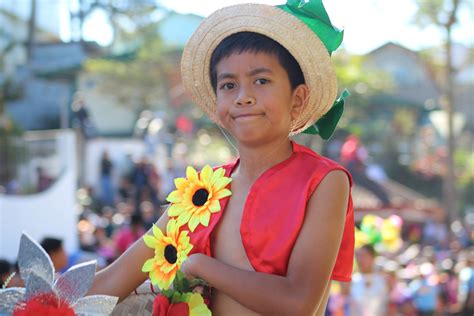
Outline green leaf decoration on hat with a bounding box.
[277,0,344,54]
[302,89,350,139]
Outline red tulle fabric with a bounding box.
[153,294,189,316]
[13,293,75,316]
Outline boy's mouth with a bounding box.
[233,113,264,120]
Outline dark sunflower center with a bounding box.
[164,245,178,264]
[192,188,209,206]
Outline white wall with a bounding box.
[0,131,78,262]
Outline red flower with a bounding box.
[13,293,75,316]
[153,294,189,316]
[168,303,189,316]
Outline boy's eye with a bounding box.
[255,78,269,85]
[219,82,235,90]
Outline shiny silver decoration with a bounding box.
[0,288,25,314]
[0,232,118,315]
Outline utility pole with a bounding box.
[443,0,459,228]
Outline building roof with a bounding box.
[353,179,442,222]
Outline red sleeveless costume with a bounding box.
[182,142,354,282]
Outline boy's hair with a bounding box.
[210,32,305,91]
[40,237,63,254]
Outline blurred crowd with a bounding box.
[325,242,474,316]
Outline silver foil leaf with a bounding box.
[74,295,119,315]
[0,287,25,314]
[18,232,54,286]
[54,260,97,305]
[24,272,53,300]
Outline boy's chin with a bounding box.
[231,132,284,148]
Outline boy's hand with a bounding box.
[181,253,205,280]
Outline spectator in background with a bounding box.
[40,237,68,272]
[349,244,389,316]
[36,166,53,192]
[459,252,474,315]
[409,262,440,316]
[140,201,159,230]
[161,159,182,200]
[100,150,114,206]
[72,97,94,139]
[340,135,390,207]
[114,214,145,256]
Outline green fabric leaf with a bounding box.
[277,0,343,54]
[302,89,350,140]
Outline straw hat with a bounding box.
[181,1,344,136]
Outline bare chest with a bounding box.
[211,184,254,271]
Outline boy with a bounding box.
[89,1,354,315]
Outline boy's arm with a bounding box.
[183,170,350,315]
[87,211,170,301]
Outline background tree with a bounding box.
[413,0,469,223]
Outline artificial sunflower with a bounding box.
[142,219,193,290]
[167,165,232,232]
[182,292,212,316]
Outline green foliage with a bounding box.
[331,51,393,135]
[84,35,170,110]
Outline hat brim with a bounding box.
[181,4,337,135]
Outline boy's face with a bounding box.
[215,51,307,146]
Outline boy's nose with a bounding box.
[235,94,256,106]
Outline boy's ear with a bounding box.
[290,84,310,121]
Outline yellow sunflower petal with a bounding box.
[186,166,199,182]
[213,188,232,200]
[213,177,232,190]
[167,219,180,241]
[149,269,162,287]
[208,199,221,212]
[178,231,191,246]
[161,262,177,274]
[157,270,175,290]
[211,168,225,183]
[141,258,156,272]
[167,218,178,234]
[200,165,213,183]
[167,203,186,217]
[152,224,164,239]
[188,215,201,232]
[166,190,183,203]
[143,235,158,249]
[177,211,192,227]
[174,177,188,191]
[199,211,211,227]
[154,255,167,266]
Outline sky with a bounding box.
[71,0,474,54]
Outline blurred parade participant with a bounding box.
[114,214,145,256]
[40,237,68,272]
[140,200,159,231]
[349,244,388,315]
[459,252,474,315]
[409,262,440,316]
[36,166,53,192]
[0,259,11,287]
[99,150,114,206]
[340,135,390,207]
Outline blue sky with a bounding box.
[72,0,474,54]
